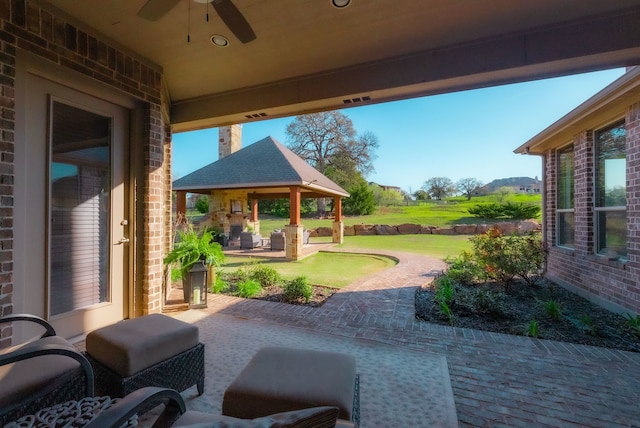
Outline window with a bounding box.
[594,121,626,259]
[556,144,574,248]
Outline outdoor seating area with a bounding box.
[1,313,370,427]
[0,314,95,425]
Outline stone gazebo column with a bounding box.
[285,187,304,260]
[333,197,344,244]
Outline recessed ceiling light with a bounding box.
[331,0,351,9]
[211,34,229,47]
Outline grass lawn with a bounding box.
[221,251,397,288]
[335,234,472,260]
[257,193,541,234]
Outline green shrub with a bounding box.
[211,274,229,294]
[468,202,504,219]
[501,201,541,220]
[455,286,511,319]
[236,279,262,298]
[250,265,282,287]
[468,202,540,220]
[195,197,209,214]
[445,252,485,285]
[283,276,313,303]
[470,228,544,288]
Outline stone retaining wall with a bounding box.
[309,220,541,238]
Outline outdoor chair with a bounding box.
[270,231,286,250]
[240,231,261,249]
[84,386,348,428]
[0,314,95,425]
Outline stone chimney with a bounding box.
[218,124,242,159]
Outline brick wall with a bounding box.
[544,110,640,314]
[0,0,171,341]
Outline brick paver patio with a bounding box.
[203,247,640,427]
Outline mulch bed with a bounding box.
[415,279,640,353]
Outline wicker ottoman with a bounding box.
[85,314,204,398]
[222,347,359,426]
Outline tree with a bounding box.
[412,189,430,201]
[494,186,514,203]
[456,178,483,201]
[343,179,376,215]
[286,111,379,212]
[195,197,209,214]
[422,177,455,200]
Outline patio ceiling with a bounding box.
[38,1,640,131]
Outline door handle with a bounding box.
[116,237,130,245]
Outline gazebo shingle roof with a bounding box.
[173,136,349,198]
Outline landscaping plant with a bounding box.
[469,228,544,288]
[544,299,561,321]
[236,279,262,298]
[250,265,282,287]
[283,276,313,303]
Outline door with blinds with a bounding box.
[22,73,129,339]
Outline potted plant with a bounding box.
[164,225,225,302]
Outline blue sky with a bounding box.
[172,68,626,194]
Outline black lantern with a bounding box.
[188,261,208,309]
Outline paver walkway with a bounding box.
[204,248,640,427]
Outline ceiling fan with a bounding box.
[137,0,256,43]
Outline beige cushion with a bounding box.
[173,406,339,428]
[86,314,199,376]
[223,347,356,422]
[0,336,82,408]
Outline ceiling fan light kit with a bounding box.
[210,34,230,47]
[138,0,256,44]
[331,0,351,9]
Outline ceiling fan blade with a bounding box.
[211,0,256,44]
[138,0,182,21]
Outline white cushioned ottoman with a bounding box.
[85,314,204,398]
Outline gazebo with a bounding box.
[173,136,349,260]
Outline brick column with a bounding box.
[626,102,640,275]
[573,131,594,256]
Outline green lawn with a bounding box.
[221,251,396,288]
[258,193,541,234]
[335,234,472,260]
[216,194,535,289]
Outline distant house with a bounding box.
[515,67,640,315]
[369,182,403,193]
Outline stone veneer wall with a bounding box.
[310,220,541,237]
[206,190,250,236]
[0,0,170,344]
[542,104,640,315]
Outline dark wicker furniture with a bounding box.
[0,314,95,426]
[84,314,205,398]
[86,343,204,398]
